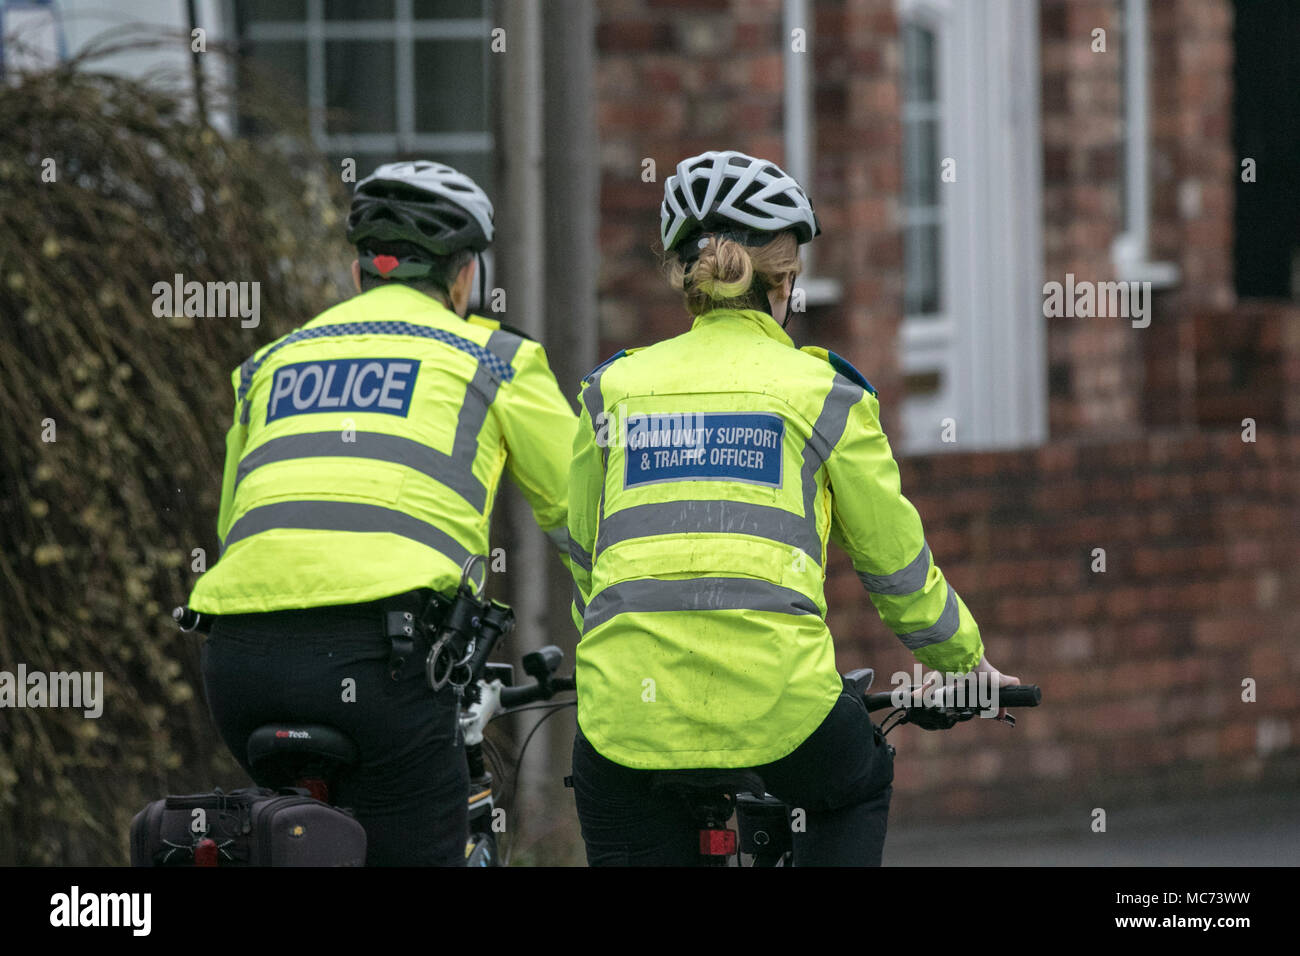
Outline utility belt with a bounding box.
[175,557,514,695]
[380,555,514,692]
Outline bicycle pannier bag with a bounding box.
[130,787,366,866]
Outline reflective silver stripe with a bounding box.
[238,354,260,424]
[454,329,523,459]
[582,577,819,633]
[799,375,863,530]
[444,329,520,493]
[581,369,611,538]
[572,584,587,616]
[896,585,960,650]
[581,368,608,464]
[858,542,932,595]
[451,378,493,463]
[234,431,487,511]
[595,501,821,566]
[483,328,525,367]
[221,500,472,567]
[545,526,570,553]
[568,537,592,572]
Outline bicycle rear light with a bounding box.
[699,828,737,856]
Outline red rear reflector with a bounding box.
[699,829,737,856]
[299,778,330,802]
[194,837,218,867]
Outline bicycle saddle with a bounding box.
[246,723,360,789]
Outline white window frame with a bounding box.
[782,0,841,306]
[1112,0,1178,287]
[897,0,1046,452]
[238,0,496,306]
[241,0,494,163]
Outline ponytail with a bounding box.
[665,232,801,316]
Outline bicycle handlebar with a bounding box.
[864,684,1041,713]
[498,674,574,710]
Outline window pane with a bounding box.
[414,40,487,133]
[904,370,943,397]
[414,0,485,17]
[325,41,397,133]
[902,24,936,104]
[241,0,306,22]
[903,224,942,316]
[901,21,942,319]
[903,117,939,207]
[324,0,394,19]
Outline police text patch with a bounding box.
[623,412,784,488]
[266,358,421,423]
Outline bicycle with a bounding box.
[169,563,575,867]
[647,667,1042,866]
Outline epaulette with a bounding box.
[826,350,877,395]
[582,349,629,383]
[800,346,878,396]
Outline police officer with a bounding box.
[566,150,1019,865]
[189,161,577,866]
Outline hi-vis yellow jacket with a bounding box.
[568,307,984,769]
[188,284,577,613]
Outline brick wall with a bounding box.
[1040,0,1140,434]
[825,417,1300,822]
[594,0,1300,823]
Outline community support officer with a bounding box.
[566,150,1019,866]
[187,161,578,866]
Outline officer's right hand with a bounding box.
[974,654,1020,720]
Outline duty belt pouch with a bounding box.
[381,589,440,680]
[130,787,366,866]
[384,609,417,680]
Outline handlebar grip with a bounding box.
[498,682,545,709]
[523,645,564,682]
[864,692,897,713]
[496,673,575,709]
[863,684,1042,713]
[999,685,1041,707]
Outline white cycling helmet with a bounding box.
[347,160,494,256]
[660,149,821,253]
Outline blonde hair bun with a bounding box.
[665,231,802,316]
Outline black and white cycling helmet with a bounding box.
[347,160,494,258]
[660,150,820,254]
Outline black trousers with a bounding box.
[200,599,467,866]
[571,678,894,866]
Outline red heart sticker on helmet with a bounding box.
[373,254,399,276]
